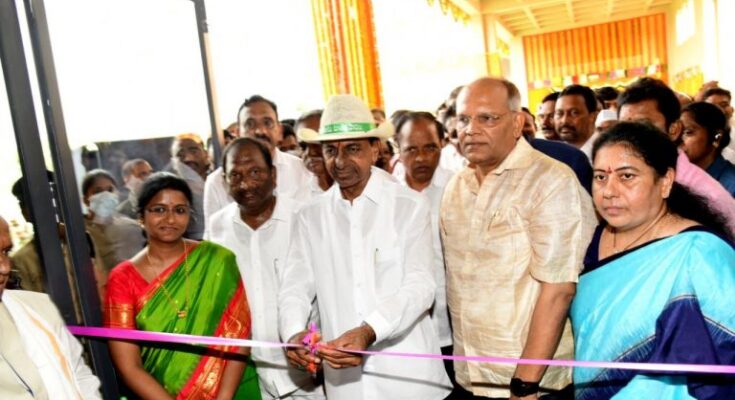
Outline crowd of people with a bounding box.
[1,74,734,400]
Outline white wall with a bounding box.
[1,0,325,150]
[716,0,735,90]
[509,36,528,106]
[372,0,487,114]
[45,0,210,147]
[206,1,324,123]
[667,0,719,83]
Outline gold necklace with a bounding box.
[145,241,190,319]
[612,209,669,253]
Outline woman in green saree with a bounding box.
[104,172,261,399]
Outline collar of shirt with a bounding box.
[328,166,387,206]
[230,195,292,232]
[458,137,535,193]
[395,165,452,192]
[707,154,730,179]
[579,131,599,162]
[273,148,285,167]
[308,174,326,193]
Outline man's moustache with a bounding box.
[254,134,272,144]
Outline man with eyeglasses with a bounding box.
[440,77,596,400]
[203,95,311,228]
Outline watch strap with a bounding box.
[510,377,540,397]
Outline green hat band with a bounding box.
[321,122,376,135]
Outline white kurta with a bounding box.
[203,149,312,227]
[394,166,454,347]
[579,131,600,164]
[205,198,323,399]
[439,144,467,173]
[0,291,101,400]
[279,170,451,400]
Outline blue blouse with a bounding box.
[706,155,735,197]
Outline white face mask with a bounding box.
[88,191,119,219]
[127,176,144,196]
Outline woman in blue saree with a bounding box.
[570,122,735,400]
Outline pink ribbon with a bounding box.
[69,326,299,349]
[68,326,735,374]
[301,322,320,374]
[301,322,320,355]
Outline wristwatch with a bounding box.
[510,378,540,397]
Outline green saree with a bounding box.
[105,240,261,399]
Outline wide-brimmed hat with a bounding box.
[297,94,394,143]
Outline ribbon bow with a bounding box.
[301,322,320,374]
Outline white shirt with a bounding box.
[394,166,453,347]
[279,170,451,400]
[579,131,600,163]
[203,149,312,227]
[205,198,322,399]
[439,143,467,173]
[170,158,206,240]
[307,174,328,196]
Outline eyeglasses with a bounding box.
[456,112,512,130]
[145,205,191,216]
[243,118,277,131]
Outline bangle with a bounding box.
[510,378,539,397]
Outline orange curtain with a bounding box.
[311,0,383,108]
[522,14,668,89]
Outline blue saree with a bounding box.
[570,228,735,400]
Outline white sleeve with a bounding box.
[64,327,102,400]
[203,171,230,230]
[278,211,317,341]
[363,197,437,343]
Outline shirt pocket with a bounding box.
[373,245,403,299]
[479,207,529,280]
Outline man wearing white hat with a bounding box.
[279,95,452,400]
[594,109,618,136]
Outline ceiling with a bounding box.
[478,0,675,36]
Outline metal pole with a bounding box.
[0,0,74,318]
[193,0,224,166]
[21,0,120,397]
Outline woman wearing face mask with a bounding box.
[82,169,146,296]
[679,101,735,197]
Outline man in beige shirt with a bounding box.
[0,215,101,399]
[440,77,595,399]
